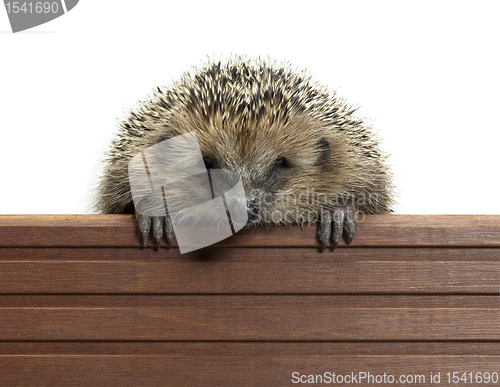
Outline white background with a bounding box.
[0,0,499,214]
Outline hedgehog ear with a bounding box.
[315,138,330,166]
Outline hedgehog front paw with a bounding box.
[135,211,175,251]
[318,208,357,252]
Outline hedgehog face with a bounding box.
[192,119,343,226]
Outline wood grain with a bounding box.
[2,246,500,262]
[0,259,498,294]
[0,215,499,386]
[3,343,500,386]
[3,342,500,356]
[0,295,498,341]
[1,355,500,387]
[0,214,499,247]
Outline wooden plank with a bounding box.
[0,215,499,247]
[4,294,496,308]
[0,259,498,294]
[3,343,500,386]
[0,296,498,341]
[4,341,500,356]
[1,345,500,386]
[3,342,500,356]
[2,246,499,262]
[0,357,498,387]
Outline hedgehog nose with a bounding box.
[246,198,259,222]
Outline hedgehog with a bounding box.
[94,57,394,251]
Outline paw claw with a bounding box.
[152,216,164,248]
[343,210,357,245]
[317,207,357,251]
[164,215,174,249]
[318,209,332,251]
[331,239,338,251]
[136,211,152,247]
[332,209,344,245]
[135,211,175,251]
[344,232,354,245]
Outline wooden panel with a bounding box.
[0,296,498,341]
[2,246,500,262]
[0,215,499,386]
[0,214,499,247]
[1,343,500,387]
[4,341,500,358]
[2,355,500,387]
[0,255,498,294]
[4,342,500,356]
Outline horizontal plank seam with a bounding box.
[0,339,500,344]
[2,245,499,249]
[0,293,499,296]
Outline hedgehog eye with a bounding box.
[203,156,218,169]
[273,157,290,169]
[157,134,170,144]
